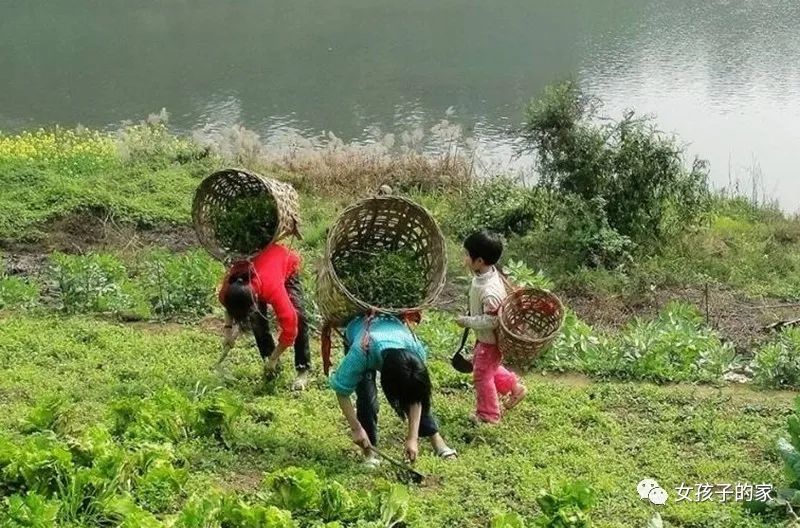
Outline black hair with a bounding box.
[222,277,255,324]
[463,229,503,265]
[380,348,432,418]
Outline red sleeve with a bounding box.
[286,249,301,277]
[270,284,299,347]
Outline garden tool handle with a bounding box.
[456,327,469,352]
[369,446,426,481]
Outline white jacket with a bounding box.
[460,267,507,345]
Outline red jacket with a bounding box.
[218,244,301,347]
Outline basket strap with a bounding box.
[321,323,333,376]
[360,309,377,355]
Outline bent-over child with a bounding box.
[218,242,311,390]
[330,314,457,466]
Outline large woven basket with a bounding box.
[498,288,565,371]
[192,168,300,262]
[316,196,447,326]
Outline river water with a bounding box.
[2,0,799,209]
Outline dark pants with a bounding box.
[250,273,310,372]
[343,338,438,446]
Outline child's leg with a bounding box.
[494,364,527,410]
[355,370,379,447]
[419,410,457,458]
[472,343,502,423]
[250,305,275,361]
[285,273,310,372]
[493,366,519,396]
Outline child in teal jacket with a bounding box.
[330,314,457,466]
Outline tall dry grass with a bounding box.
[192,120,477,196]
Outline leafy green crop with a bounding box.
[533,481,595,528]
[752,328,800,389]
[264,466,322,512]
[111,386,243,447]
[0,491,60,527]
[335,249,427,308]
[213,194,278,256]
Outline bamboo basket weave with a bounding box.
[316,196,447,326]
[192,168,300,262]
[498,288,565,371]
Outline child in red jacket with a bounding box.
[218,243,310,390]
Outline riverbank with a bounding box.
[1,115,800,526]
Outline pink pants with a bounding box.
[473,342,519,423]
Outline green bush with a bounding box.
[50,252,130,315]
[139,249,221,318]
[446,178,554,239]
[520,81,710,245]
[752,328,800,389]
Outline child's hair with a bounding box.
[380,348,432,418]
[222,277,255,323]
[463,229,503,265]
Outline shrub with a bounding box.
[50,252,130,315]
[502,260,554,290]
[115,114,208,168]
[540,302,734,383]
[139,249,221,318]
[446,178,554,239]
[520,81,710,245]
[752,328,800,389]
[602,301,734,382]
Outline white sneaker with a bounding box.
[292,371,309,391]
[363,453,381,469]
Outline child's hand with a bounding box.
[351,427,371,450]
[222,325,238,348]
[404,437,419,463]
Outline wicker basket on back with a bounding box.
[498,288,565,371]
[317,196,447,326]
[192,168,300,262]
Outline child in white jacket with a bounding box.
[456,230,527,423]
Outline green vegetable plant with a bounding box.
[213,194,278,256]
[532,480,595,528]
[335,249,427,308]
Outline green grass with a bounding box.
[2,125,800,526]
[0,312,793,527]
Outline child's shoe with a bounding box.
[504,383,527,410]
[291,371,309,391]
[469,413,498,425]
[363,452,381,469]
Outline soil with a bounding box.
[0,210,198,261]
